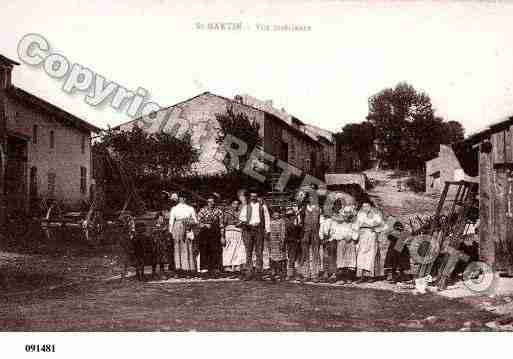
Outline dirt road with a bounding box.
[0,171,509,331]
[0,278,498,331]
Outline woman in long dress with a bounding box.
[169,193,198,275]
[354,202,384,282]
[222,199,246,273]
[333,205,359,282]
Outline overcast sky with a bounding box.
[2,0,513,136]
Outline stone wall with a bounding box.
[425,144,478,194]
[5,95,92,210]
[120,92,323,178]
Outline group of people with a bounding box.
[161,187,412,284]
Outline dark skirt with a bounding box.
[384,235,411,271]
[199,226,222,271]
[152,230,170,264]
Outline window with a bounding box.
[279,141,288,162]
[80,166,87,194]
[290,142,296,164]
[48,172,56,198]
[430,171,441,189]
[50,130,55,149]
[81,136,86,154]
[33,125,38,144]
[304,158,311,173]
[30,167,38,197]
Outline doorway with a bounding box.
[5,135,28,215]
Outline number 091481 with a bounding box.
[25,345,55,353]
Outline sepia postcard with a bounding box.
[1,0,513,357]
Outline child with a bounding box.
[333,205,359,283]
[319,210,336,282]
[384,220,411,283]
[269,211,287,281]
[285,208,301,280]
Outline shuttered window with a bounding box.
[80,166,87,194]
[33,125,38,144]
[48,172,56,198]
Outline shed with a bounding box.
[456,116,513,274]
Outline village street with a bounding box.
[1,171,512,331]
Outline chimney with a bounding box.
[0,55,19,89]
[0,55,18,228]
[234,95,244,104]
[0,66,13,89]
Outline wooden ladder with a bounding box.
[418,180,479,289]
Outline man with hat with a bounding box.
[239,188,271,280]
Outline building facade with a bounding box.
[425,144,478,194]
[118,92,330,180]
[335,143,362,173]
[0,55,99,216]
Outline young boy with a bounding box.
[285,208,301,280]
[269,210,287,281]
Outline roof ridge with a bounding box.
[7,86,101,133]
[0,54,20,66]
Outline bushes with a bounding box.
[128,171,271,210]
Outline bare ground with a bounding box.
[0,278,498,331]
[0,170,511,331]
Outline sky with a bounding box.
[2,0,513,137]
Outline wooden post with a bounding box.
[494,167,508,271]
[505,126,513,163]
[507,171,513,275]
[493,131,505,164]
[0,88,7,230]
[479,141,495,268]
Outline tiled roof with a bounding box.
[0,54,20,67]
[116,91,328,147]
[6,86,101,133]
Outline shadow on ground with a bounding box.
[0,279,499,331]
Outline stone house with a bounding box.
[117,92,330,180]
[335,143,362,173]
[0,55,100,216]
[425,144,478,194]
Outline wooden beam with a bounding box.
[505,126,513,163]
[507,172,513,276]
[493,131,506,164]
[480,142,495,268]
[0,89,7,229]
[494,168,509,271]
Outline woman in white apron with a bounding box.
[354,202,384,282]
[222,199,246,273]
[332,205,359,282]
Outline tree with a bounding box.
[366,82,465,172]
[95,125,199,182]
[439,120,465,145]
[215,107,262,172]
[335,122,375,170]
